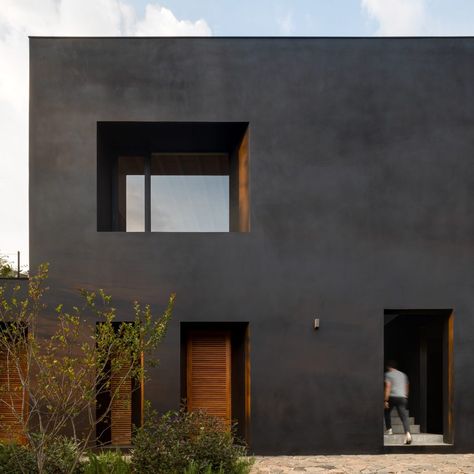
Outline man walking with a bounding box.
[384,360,412,445]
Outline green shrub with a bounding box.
[183,459,253,474]
[183,461,217,474]
[83,451,131,474]
[43,436,84,474]
[0,437,84,474]
[131,408,252,474]
[0,442,36,474]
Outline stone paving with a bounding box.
[250,454,474,473]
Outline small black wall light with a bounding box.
[314,318,320,330]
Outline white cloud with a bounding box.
[277,10,294,36]
[0,1,211,265]
[135,5,211,36]
[361,0,427,36]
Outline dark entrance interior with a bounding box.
[384,309,453,444]
[180,322,250,443]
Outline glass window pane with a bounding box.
[117,156,145,232]
[151,175,229,232]
[126,175,145,232]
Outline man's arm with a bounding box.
[384,380,391,407]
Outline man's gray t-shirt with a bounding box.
[385,369,408,398]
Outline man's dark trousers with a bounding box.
[385,396,410,433]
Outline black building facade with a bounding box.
[29,37,474,454]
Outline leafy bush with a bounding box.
[183,459,252,474]
[43,436,84,474]
[0,264,174,473]
[0,437,83,474]
[0,442,36,473]
[131,408,252,474]
[183,461,221,474]
[83,451,131,474]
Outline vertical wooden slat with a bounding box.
[110,363,132,445]
[187,331,231,427]
[0,349,26,443]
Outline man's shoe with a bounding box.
[384,429,393,435]
[404,432,412,445]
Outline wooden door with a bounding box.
[110,363,132,446]
[187,331,231,427]
[0,349,27,443]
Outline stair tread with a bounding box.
[384,433,446,446]
[385,433,443,438]
[390,417,415,424]
[391,425,420,434]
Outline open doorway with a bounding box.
[383,310,453,446]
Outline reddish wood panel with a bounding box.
[110,363,132,446]
[187,331,231,427]
[238,128,250,232]
[446,312,454,444]
[0,349,26,443]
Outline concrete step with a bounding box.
[384,433,445,446]
[391,424,420,434]
[390,416,415,425]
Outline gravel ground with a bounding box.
[250,454,474,473]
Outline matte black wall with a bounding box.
[29,37,474,454]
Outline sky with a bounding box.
[1,0,474,266]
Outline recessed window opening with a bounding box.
[97,122,250,233]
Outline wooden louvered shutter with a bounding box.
[187,331,231,427]
[0,349,27,443]
[110,363,132,445]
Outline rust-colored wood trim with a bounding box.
[419,330,428,432]
[226,333,231,426]
[444,311,454,444]
[244,324,251,445]
[140,350,145,427]
[238,127,250,232]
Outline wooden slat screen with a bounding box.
[110,363,132,446]
[187,331,231,427]
[0,349,26,443]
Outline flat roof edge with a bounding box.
[28,35,474,40]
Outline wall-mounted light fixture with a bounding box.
[314,318,320,330]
